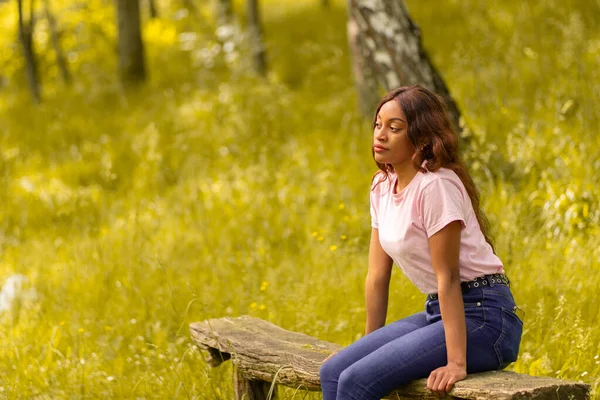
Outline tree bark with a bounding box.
[17,0,41,103]
[148,0,158,18]
[44,0,71,85]
[116,0,146,86]
[347,11,379,118]
[347,0,461,131]
[247,0,267,76]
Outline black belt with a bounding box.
[427,274,510,301]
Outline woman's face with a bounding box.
[372,100,415,166]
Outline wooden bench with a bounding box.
[190,315,591,399]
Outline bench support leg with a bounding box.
[234,368,278,400]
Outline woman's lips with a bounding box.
[373,145,387,153]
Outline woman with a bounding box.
[319,85,523,399]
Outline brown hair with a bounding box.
[372,85,495,251]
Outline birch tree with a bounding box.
[44,0,71,85]
[116,0,146,86]
[148,0,158,19]
[347,0,461,130]
[17,0,41,102]
[247,0,267,76]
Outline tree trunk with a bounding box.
[347,0,461,131]
[44,0,71,85]
[215,0,234,28]
[247,0,267,76]
[17,0,41,103]
[116,0,146,86]
[347,12,379,118]
[148,0,158,18]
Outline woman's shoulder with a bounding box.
[416,167,465,193]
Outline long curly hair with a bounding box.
[372,85,495,251]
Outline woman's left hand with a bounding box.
[426,363,467,398]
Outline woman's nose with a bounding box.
[374,127,386,141]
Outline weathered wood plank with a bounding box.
[386,371,590,400]
[191,315,342,390]
[190,315,591,399]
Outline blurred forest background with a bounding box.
[1,0,600,398]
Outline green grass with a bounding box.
[0,0,599,398]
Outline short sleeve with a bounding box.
[419,178,466,238]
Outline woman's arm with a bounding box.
[426,220,468,397]
[322,228,392,364]
[365,227,394,335]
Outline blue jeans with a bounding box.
[319,284,523,400]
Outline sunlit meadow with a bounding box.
[0,0,599,398]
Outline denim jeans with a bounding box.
[319,284,523,400]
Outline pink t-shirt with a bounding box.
[370,168,504,294]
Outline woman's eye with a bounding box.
[390,126,399,132]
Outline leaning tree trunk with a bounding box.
[116,0,146,86]
[44,0,71,85]
[17,0,41,103]
[347,0,461,132]
[246,0,267,76]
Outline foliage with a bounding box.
[0,0,599,398]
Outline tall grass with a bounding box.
[0,0,598,397]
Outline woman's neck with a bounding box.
[392,162,418,192]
